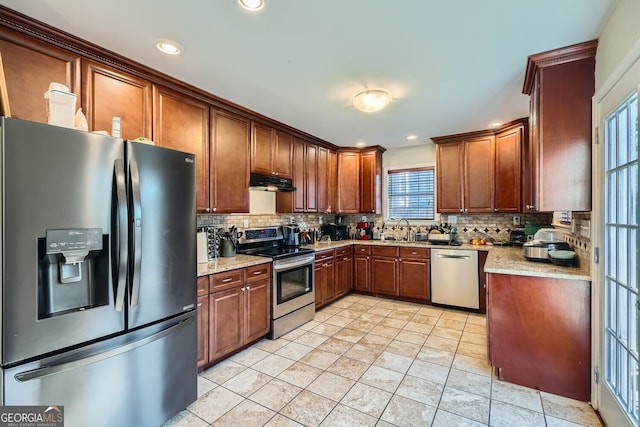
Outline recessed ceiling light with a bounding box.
[355,141,367,148]
[238,0,264,11]
[156,40,182,55]
[352,89,392,113]
[489,121,502,128]
[406,134,418,140]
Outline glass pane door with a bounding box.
[604,92,639,424]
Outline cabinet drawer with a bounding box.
[371,246,398,257]
[354,245,371,255]
[246,263,271,282]
[211,269,244,291]
[335,246,353,257]
[399,247,430,259]
[315,250,335,263]
[197,276,210,297]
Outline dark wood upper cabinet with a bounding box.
[433,118,527,213]
[210,108,250,213]
[82,60,152,140]
[464,136,495,213]
[495,125,524,212]
[337,151,360,213]
[153,86,210,212]
[251,123,293,179]
[522,40,597,212]
[276,137,317,213]
[360,148,384,214]
[435,142,464,213]
[0,34,80,123]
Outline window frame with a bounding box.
[385,166,435,221]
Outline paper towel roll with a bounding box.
[197,232,209,263]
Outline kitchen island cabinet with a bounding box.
[209,108,251,213]
[82,60,152,140]
[487,272,591,401]
[522,40,596,212]
[0,35,80,124]
[153,85,210,213]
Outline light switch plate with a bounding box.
[513,216,521,226]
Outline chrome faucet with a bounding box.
[396,218,412,241]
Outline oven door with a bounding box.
[272,255,315,319]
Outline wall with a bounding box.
[595,0,640,91]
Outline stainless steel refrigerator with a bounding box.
[0,118,197,426]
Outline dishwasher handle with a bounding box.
[435,254,471,260]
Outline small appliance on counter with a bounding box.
[356,222,373,240]
[508,229,528,246]
[523,228,572,262]
[321,224,348,241]
[283,224,301,246]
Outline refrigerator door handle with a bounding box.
[114,159,128,312]
[14,316,194,382]
[129,160,142,308]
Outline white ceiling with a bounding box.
[1,0,615,149]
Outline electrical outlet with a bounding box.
[513,216,521,226]
[290,217,296,224]
[243,219,249,228]
[361,215,367,222]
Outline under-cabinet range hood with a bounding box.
[249,173,296,192]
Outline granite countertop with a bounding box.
[304,239,492,252]
[484,246,591,281]
[197,255,271,277]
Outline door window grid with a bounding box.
[604,92,639,423]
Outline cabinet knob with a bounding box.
[205,207,211,213]
[246,285,250,290]
[459,209,463,212]
[213,207,217,212]
[464,209,468,212]
[367,257,369,260]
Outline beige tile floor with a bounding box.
[164,294,603,427]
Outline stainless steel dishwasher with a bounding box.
[430,249,479,309]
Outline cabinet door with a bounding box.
[494,127,522,213]
[244,278,270,343]
[436,142,464,213]
[210,108,250,213]
[306,143,318,212]
[82,60,152,140]
[274,130,293,178]
[337,151,360,213]
[0,35,80,123]
[354,255,371,292]
[398,258,430,300]
[314,264,324,307]
[153,86,210,212]
[317,147,330,213]
[196,294,209,369]
[464,136,494,212]
[360,150,382,214]
[329,150,338,213]
[209,287,244,362]
[335,255,353,298]
[251,122,274,176]
[371,257,398,296]
[523,74,540,212]
[292,138,307,212]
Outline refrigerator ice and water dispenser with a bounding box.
[37,228,109,318]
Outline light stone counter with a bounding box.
[303,239,492,252]
[484,246,591,281]
[197,255,271,277]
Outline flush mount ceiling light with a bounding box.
[489,121,502,128]
[352,89,392,113]
[156,40,182,55]
[355,141,367,148]
[238,0,264,11]
[406,134,418,140]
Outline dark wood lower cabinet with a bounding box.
[487,273,591,401]
[371,256,398,296]
[398,247,430,300]
[199,265,271,369]
[315,250,335,308]
[335,251,353,298]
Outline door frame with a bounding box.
[592,36,640,427]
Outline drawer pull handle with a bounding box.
[253,271,262,275]
[222,278,233,283]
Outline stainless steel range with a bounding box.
[238,227,315,339]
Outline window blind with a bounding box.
[387,167,435,220]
